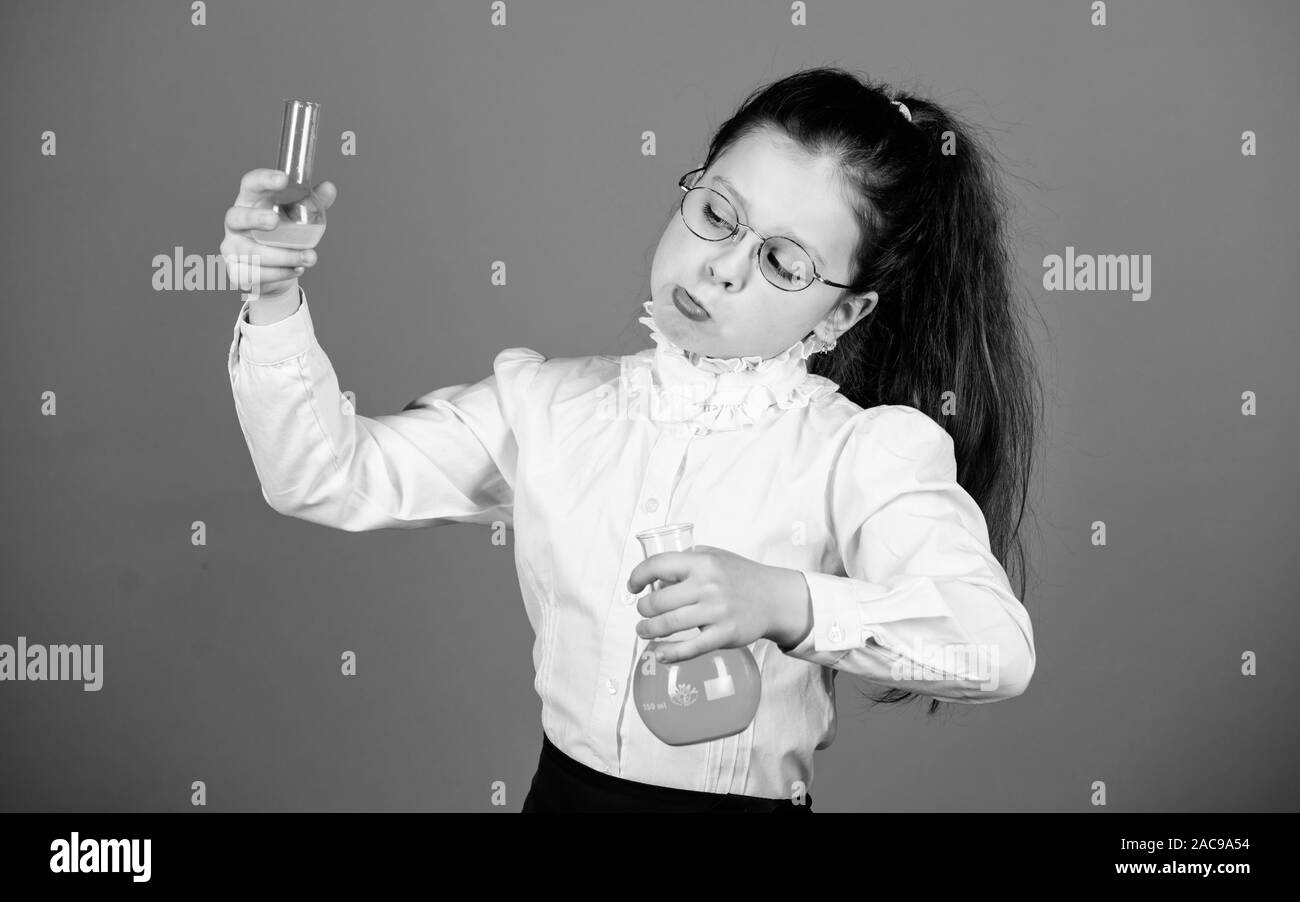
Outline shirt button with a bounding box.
[606,678,619,694]
[643,498,659,513]
[828,623,843,643]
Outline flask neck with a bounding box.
[277,99,320,186]
[636,523,694,558]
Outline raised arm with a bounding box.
[227,286,545,531]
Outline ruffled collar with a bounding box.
[617,300,840,434]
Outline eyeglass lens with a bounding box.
[681,187,814,290]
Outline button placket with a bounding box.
[591,427,698,767]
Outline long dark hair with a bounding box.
[685,67,1046,716]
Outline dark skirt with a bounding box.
[520,732,814,813]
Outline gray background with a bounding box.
[1,0,1296,812]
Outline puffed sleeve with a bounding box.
[781,406,1036,702]
[227,286,545,532]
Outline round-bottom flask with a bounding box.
[252,99,327,250]
[632,523,761,746]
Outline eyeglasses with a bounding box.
[677,167,855,292]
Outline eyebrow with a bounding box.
[711,175,826,269]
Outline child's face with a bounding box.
[649,128,876,360]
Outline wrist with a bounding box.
[248,279,297,303]
[245,282,301,325]
[770,567,813,651]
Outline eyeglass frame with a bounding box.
[677,166,857,292]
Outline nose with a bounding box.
[708,225,759,285]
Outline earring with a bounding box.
[815,335,838,354]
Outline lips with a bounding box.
[672,285,710,321]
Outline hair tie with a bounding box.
[890,99,913,123]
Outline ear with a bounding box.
[857,290,880,319]
[818,291,878,342]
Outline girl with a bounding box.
[223,67,1042,813]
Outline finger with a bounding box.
[313,180,338,211]
[235,169,289,206]
[226,235,317,269]
[232,267,301,294]
[655,626,729,664]
[627,550,697,595]
[224,254,303,292]
[226,205,283,233]
[637,599,709,641]
[635,580,696,618]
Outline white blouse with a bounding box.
[227,289,1036,801]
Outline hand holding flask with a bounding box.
[632,523,762,746]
